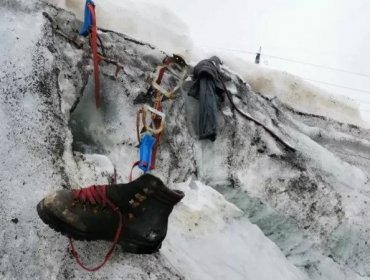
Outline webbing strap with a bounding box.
[150,133,161,170]
[149,66,166,170]
[156,67,166,84]
[150,102,162,170]
[87,3,101,108]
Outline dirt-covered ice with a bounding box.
[1,1,370,280]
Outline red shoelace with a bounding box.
[69,184,124,272]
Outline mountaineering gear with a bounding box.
[150,57,188,99]
[80,0,94,36]
[80,0,101,108]
[134,54,188,104]
[136,105,166,144]
[147,54,188,169]
[138,132,156,172]
[131,54,188,176]
[188,56,225,141]
[37,174,184,270]
[136,105,165,172]
[130,105,165,181]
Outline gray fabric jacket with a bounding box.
[188,56,224,141]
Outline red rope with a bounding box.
[87,3,101,108]
[69,185,124,272]
[129,161,140,182]
[156,67,166,84]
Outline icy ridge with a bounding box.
[1,2,370,280]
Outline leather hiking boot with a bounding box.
[37,174,184,254]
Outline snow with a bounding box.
[47,0,193,55]
[47,0,368,128]
[162,180,308,280]
[219,54,367,128]
[1,1,370,280]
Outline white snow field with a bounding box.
[1,1,370,280]
[48,0,368,128]
[47,0,194,55]
[221,55,366,128]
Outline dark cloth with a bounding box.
[188,56,224,141]
[189,56,224,99]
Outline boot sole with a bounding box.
[37,200,162,254]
